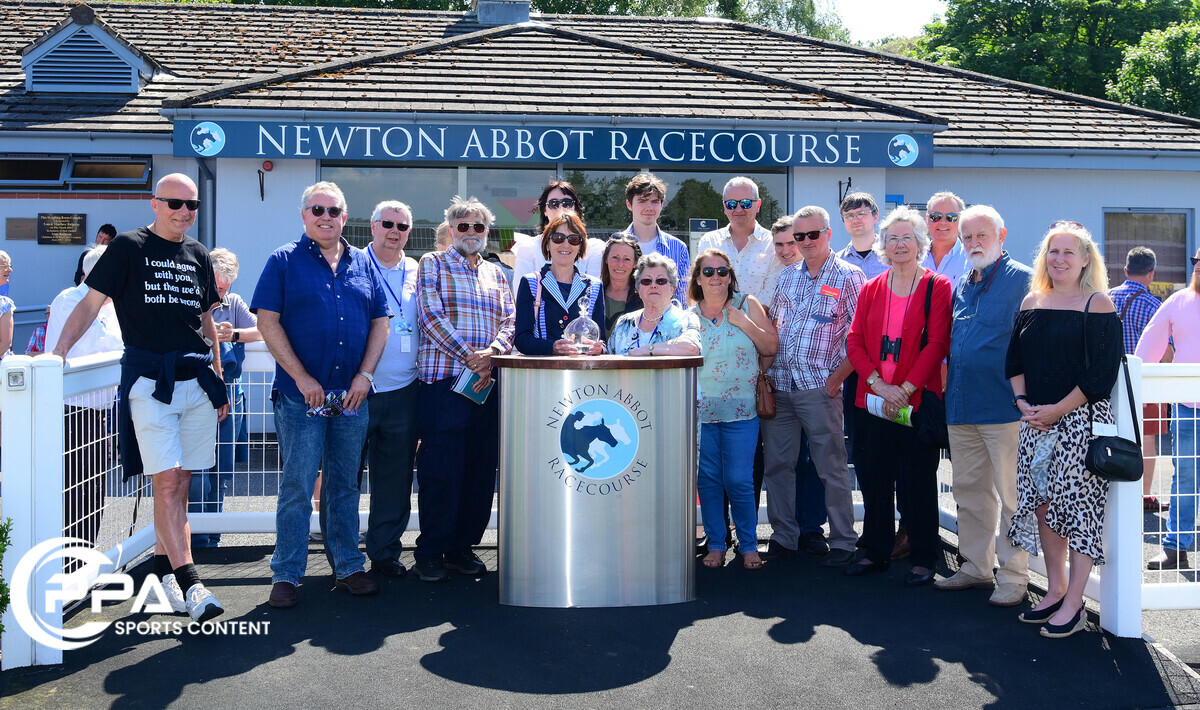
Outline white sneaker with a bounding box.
[185,583,225,623]
[161,574,188,615]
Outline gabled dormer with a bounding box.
[20,4,161,94]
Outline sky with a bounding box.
[830,0,948,44]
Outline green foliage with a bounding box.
[866,34,921,57]
[1107,21,1200,117]
[913,0,1192,99]
[736,0,849,40]
[0,518,12,635]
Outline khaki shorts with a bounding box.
[128,376,217,475]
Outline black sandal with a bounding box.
[1018,597,1064,624]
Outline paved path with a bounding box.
[3,540,1199,709]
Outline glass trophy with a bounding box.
[563,296,601,355]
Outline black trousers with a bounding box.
[854,408,940,568]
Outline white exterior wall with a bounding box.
[788,167,886,245]
[885,166,1200,268]
[212,157,319,298]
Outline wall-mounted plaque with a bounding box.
[37,213,86,245]
[5,217,36,241]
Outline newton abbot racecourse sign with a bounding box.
[174,120,934,168]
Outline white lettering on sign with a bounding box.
[417,127,446,158]
[660,131,685,161]
[383,127,413,157]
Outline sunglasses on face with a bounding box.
[155,197,201,211]
[307,205,343,218]
[927,212,959,223]
[546,197,576,210]
[639,277,671,286]
[1192,257,1200,267]
[792,229,825,241]
[549,232,584,246]
[701,266,730,278]
[1049,220,1085,230]
[455,222,487,234]
[378,220,410,231]
[724,198,757,210]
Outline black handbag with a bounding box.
[914,277,950,449]
[1082,301,1142,482]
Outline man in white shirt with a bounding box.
[46,245,123,559]
[359,200,422,579]
[624,173,690,305]
[698,176,779,305]
[922,191,970,287]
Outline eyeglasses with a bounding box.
[792,230,825,241]
[378,220,410,231]
[455,222,487,234]
[307,205,343,218]
[1049,220,1085,230]
[546,197,576,210]
[927,212,959,223]
[724,198,758,210]
[549,232,583,246]
[885,235,917,245]
[701,266,730,278]
[155,197,201,211]
[842,209,874,221]
[639,277,671,286]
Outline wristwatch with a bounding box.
[649,343,657,356]
[1013,394,1028,408]
[867,375,879,387]
[357,370,374,383]
[232,330,240,343]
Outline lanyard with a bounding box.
[367,247,407,313]
[634,313,662,345]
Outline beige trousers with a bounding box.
[948,422,1029,584]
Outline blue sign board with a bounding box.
[175,120,933,168]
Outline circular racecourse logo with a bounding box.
[558,398,638,479]
[190,121,226,156]
[888,134,919,167]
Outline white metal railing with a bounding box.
[2,352,1196,667]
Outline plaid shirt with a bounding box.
[417,247,515,383]
[625,224,691,305]
[769,252,865,391]
[1109,280,1161,354]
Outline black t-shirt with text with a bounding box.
[85,226,220,355]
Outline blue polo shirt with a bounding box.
[946,253,1032,425]
[251,234,389,397]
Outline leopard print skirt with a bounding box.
[1007,400,1113,565]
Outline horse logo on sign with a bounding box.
[557,399,637,479]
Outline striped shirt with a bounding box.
[625,224,691,305]
[769,251,866,391]
[698,223,781,305]
[1109,280,1161,354]
[417,247,515,383]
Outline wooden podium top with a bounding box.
[493,354,704,371]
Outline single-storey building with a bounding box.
[2,0,1198,330]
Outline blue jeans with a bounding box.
[699,418,759,553]
[1167,404,1198,552]
[270,393,369,584]
[188,383,244,547]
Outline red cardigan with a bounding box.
[846,270,952,411]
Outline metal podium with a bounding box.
[493,354,702,608]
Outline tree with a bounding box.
[913,0,1193,99]
[866,35,921,57]
[1107,22,1200,118]
[739,0,850,41]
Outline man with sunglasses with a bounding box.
[698,177,780,305]
[253,181,390,608]
[52,172,229,623]
[922,191,971,288]
[937,205,1033,605]
[356,200,421,579]
[760,205,865,566]
[415,196,515,583]
[624,173,690,305]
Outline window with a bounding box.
[0,155,151,191]
[1103,210,1191,296]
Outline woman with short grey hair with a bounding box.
[874,207,931,265]
[608,253,700,357]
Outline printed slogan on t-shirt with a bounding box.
[144,257,203,310]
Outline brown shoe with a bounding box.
[1147,548,1189,570]
[335,570,380,596]
[891,527,911,560]
[268,581,297,608]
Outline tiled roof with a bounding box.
[165,25,939,125]
[1,0,1198,152]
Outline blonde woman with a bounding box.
[1005,221,1121,638]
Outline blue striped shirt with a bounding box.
[626,224,691,305]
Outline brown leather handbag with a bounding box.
[756,371,777,420]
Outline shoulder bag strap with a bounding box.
[919,273,934,349]
[1118,290,1135,323]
